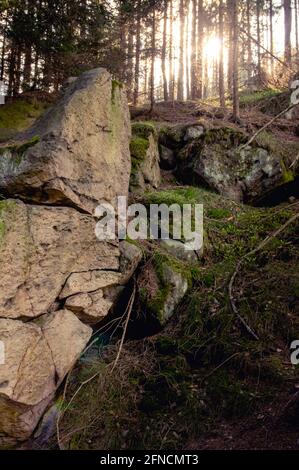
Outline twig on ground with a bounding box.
[290,153,299,170]
[111,281,136,373]
[240,104,297,150]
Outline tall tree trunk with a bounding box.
[269,0,274,75]
[150,10,156,113]
[232,0,240,120]
[295,0,299,58]
[162,0,168,101]
[133,5,141,106]
[23,44,32,91]
[246,0,253,80]
[0,14,7,81]
[8,42,16,96]
[177,0,185,101]
[127,26,134,102]
[284,0,292,64]
[191,0,197,99]
[197,0,204,99]
[169,0,174,102]
[256,0,262,80]
[219,0,225,108]
[13,44,21,96]
[185,5,190,99]
[227,0,234,92]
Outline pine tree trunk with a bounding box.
[191,0,197,99]
[127,27,134,102]
[13,44,21,96]
[150,10,156,113]
[219,0,225,108]
[133,5,141,106]
[232,0,240,120]
[185,6,190,100]
[162,0,168,102]
[269,0,274,75]
[197,0,203,99]
[8,42,16,96]
[295,0,299,57]
[284,0,292,64]
[256,0,262,81]
[169,0,175,102]
[177,0,185,101]
[23,44,32,91]
[246,0,253,80]
[0,14,7,81]
[227,0,234,92]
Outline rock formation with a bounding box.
[0,69,132,447]
[129,122,161,193]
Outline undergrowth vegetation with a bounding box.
[57,186,299,450]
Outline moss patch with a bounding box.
[239,88,282,108]
[132,121,157,139]
[111,79,123,104]
[0,99,50,142]
[130,136,149,161]
[0,135,40,167]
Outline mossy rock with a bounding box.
[130,122,161,193]
[131,122,157,139]
[130,136,149,161]
[176,126,299,203]
[0,135,40,168]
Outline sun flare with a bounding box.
[203,36,222,60]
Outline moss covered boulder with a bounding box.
[130,122,161,193]
[0,69,131,214]
[177,127,299,203]
[137,252,190,327]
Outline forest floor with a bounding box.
[2,88,299,451]
[130,90,299,144]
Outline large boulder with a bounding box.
[0,199,120,320]
[0,310,92,445]
[137,257,189,327]
[0,69,133,447]
[0,69,131,214]
[177,127,299,203]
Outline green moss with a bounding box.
[239,88,282,108]
[111,79,123,103]
[207,208,231,220]
[132,121,157,139]
[280,159,295,183]
[130,136,149,161]
[0,135,40,167]
[204,127,247,146]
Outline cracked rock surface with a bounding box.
[0,69,134,446]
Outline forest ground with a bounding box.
[1,88,299,451]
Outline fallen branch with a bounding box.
[111,281,136,373]
[229,211,299,340]
[240,103,297,150]
[290,153,299,170]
